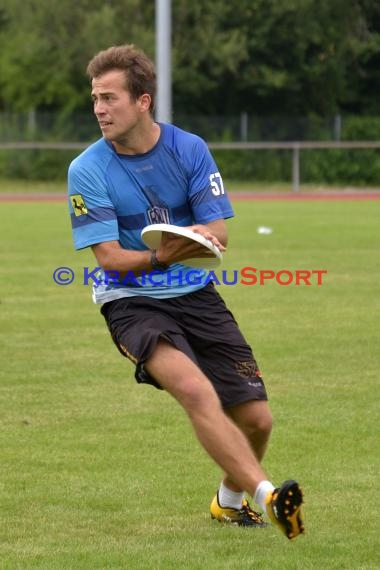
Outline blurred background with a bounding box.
[0,0,379,186]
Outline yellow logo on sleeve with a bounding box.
[70,194,88,216]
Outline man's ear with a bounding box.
[138,93,152,112]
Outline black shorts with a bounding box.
[100,283,268,409]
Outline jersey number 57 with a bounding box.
[209,172,225,196]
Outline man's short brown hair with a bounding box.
[87,44,156,111]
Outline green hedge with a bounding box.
[213,147,380,185]
[0,149,79,181]
[1,115,379,184]
[213,115,380,185]
[1,145,378,184]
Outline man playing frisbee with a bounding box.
[68,44,304,540]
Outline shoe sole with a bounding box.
[269,480,305,540]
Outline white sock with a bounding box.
[254,480,275,513]
[218,481,245,510]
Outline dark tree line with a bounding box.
[0,0,379,118]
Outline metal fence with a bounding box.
[208,141,380,192]
[1,140,380,192]
[1,112,379,143]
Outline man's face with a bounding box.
[91,69,141,142]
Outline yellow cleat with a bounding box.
[210,493,268,527]
[265,480,305,540]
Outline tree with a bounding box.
[342,0,380,114]
[171,0,380,117]
[0,0,155,113]
[0,0,379,121]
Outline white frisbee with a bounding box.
[141,223,223,268]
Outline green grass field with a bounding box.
[1,195,379,569]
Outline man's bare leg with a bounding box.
[223,399,273,492]
[145,340,305,540]
[145,340,267,497]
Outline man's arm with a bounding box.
[92,219,228,274]
[189,219,228,248]
[92,241,152,275]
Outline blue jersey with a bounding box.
[68,123,234,303]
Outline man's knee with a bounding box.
[175,375,221,415]
[253,407,273,437]
[229,400,273,439]
[146,339,220,412]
